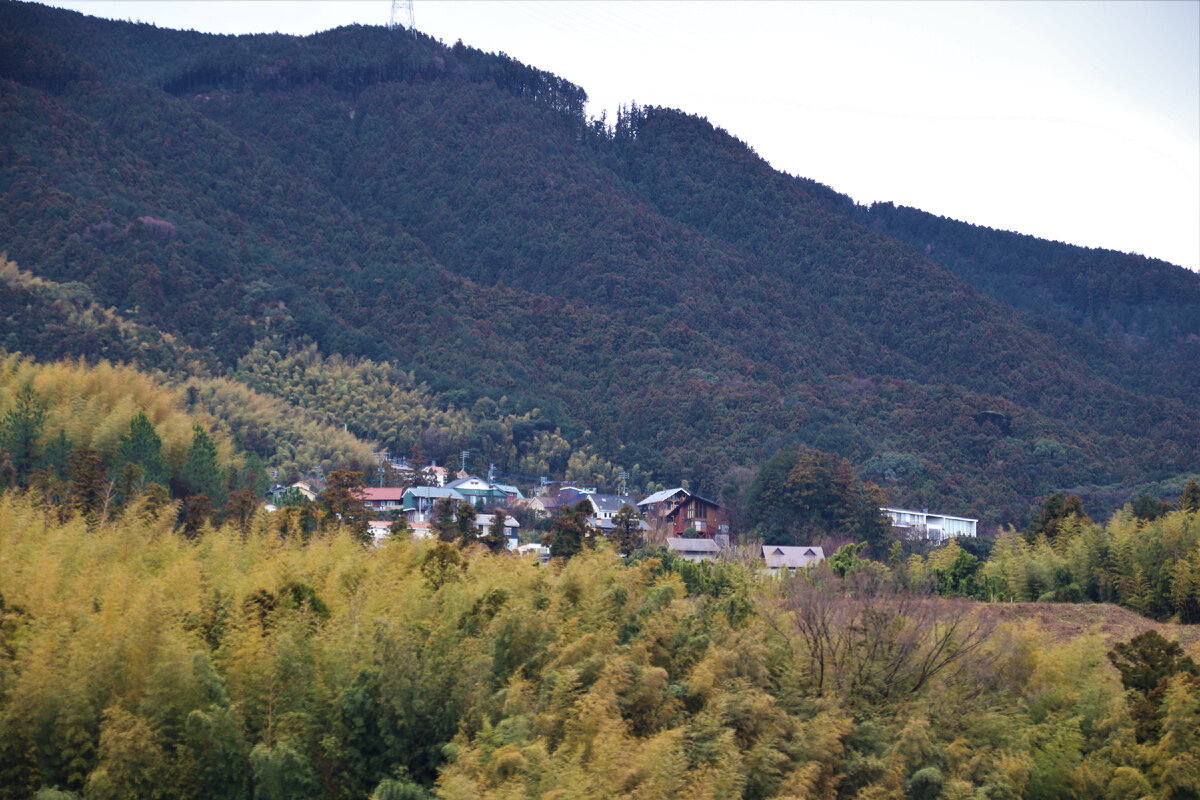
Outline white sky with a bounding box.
[43,1,1200,271]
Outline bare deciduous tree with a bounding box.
[779,564,995,702]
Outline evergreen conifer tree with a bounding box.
[113,411,167,488]
[183,424,225,508]
[0,385,45,487]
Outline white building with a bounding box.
[882,507,977,540]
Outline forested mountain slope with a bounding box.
[1,1,1197,524]
[858,202,1200,370]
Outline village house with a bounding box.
[637,488,730,539]
[265,481,318,509]
[588,515,651,537]
[637,487,690,530]
[524,495,554,517]
[761,545,825,575]
[882,507,977,540]
[665,536,725,563]
[422,464,448,487]
[401,486,467,524]
[492,482,525,504]
[444,475,512,509]
[361,487,407,514]
[290,481,318,502]
[527,484,592,518]
[473,512,520,549]
[582,493,638,521]
[663,493,731,538]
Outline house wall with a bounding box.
[640,494,687,529]
[672,498,730,537]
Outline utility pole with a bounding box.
[618,470,629,497]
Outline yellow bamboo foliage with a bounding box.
[183,375,377,473]
[772,703,853,800]
[2,487,1195,800]
[980,527,1031,601]
[0,354,241,474]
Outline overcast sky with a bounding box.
[45,1,1200,271]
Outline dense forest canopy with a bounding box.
[0,1,1197,525]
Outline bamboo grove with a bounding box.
[1,490,1198,799]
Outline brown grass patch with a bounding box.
[973,601,1199,648]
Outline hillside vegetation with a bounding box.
[0,2,1197,525]
[0,351,1196,799]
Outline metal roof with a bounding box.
[589,493,636,513]
[474,513,519,529]
[588,517,650,531]
[362,487,407,501]
[882,507,978,523]
[403,487,466,500]
[638,487,690,506]
[666,536,724,553]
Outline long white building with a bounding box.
[881,507,977,540]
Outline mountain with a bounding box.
[1,1,1197,525]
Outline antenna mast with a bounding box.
[389,0,415,32]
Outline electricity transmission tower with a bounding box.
[389,0,415,32]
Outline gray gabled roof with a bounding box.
[474,513,519,529]
[589,493,636,513]
[761,545,825,569]
[666,536,724,553]
[588,516,650,531]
